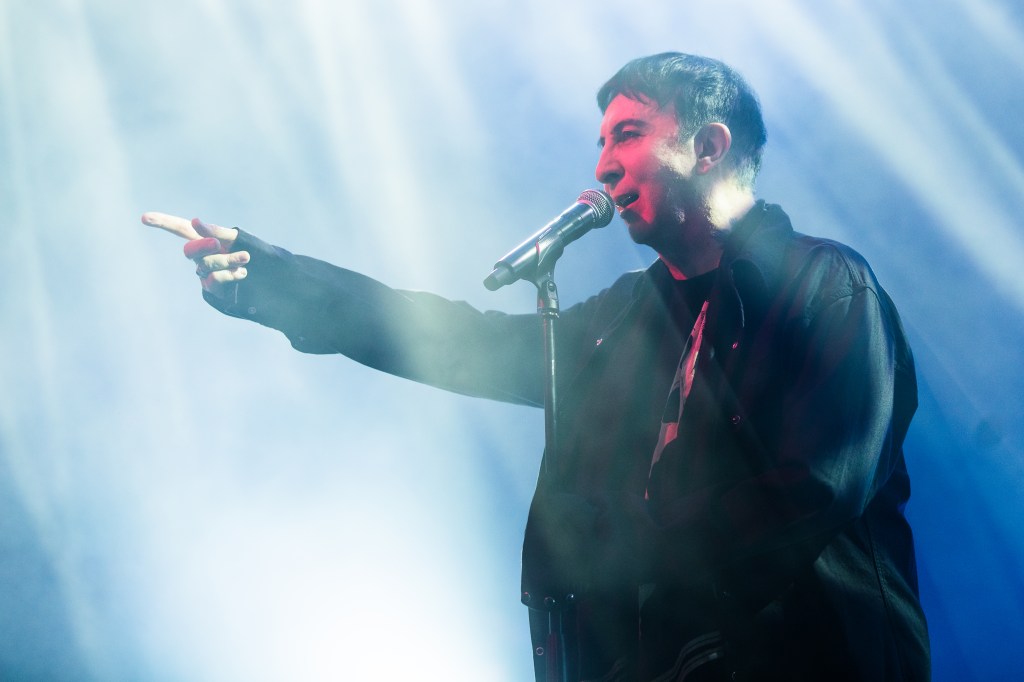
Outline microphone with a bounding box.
[484,189,614,291]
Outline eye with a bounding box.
[614,129,641,143]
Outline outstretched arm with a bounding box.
[142,210,570,406]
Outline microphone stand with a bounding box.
[487,190,614,682]
[523,265,577,682]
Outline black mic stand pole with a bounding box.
[523,264,577,682]
[488,191,615,682]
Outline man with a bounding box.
[146,53,930,680]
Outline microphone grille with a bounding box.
[577,189,614,227]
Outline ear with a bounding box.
[693,123,732,174]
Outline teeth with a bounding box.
[616,193,638,207]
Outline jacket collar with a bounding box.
[716,201,794,330]
[633,201,794,306]
[604,201,794,348]
[722,201,794,295]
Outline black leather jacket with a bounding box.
[208,201,929,681]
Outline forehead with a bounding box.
[598,94,679,137]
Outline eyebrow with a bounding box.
[597,118,650,147]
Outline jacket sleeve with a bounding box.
[204,229,554,406]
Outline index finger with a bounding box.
[142,211,202,240]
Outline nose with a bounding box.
[595,145,623,188]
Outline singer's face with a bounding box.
[595,95,699,250]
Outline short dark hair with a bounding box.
[597,53,767,187]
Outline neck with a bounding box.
[707,180,756,231]
[659,180,755,280]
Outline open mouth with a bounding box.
[615,192,639,209]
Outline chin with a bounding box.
[626,221,658,248]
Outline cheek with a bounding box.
[652,139,695,176]
[627,157,662,191]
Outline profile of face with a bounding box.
[595,94,701,250]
